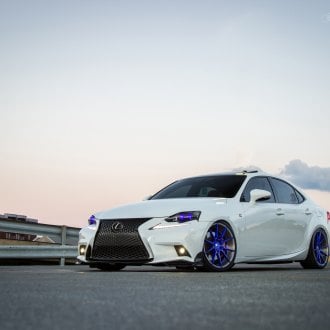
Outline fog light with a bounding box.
[79,245,86,255]
[174,245,191,257]
[179,247,185,255]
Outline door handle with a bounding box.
[276,208,285,216]
[304,208,312,215]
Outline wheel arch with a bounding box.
[306,224,329,246]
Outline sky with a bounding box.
[1,0,330,227]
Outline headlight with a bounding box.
[165,211,201,223]
[88,215,97,226]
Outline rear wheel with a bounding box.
[93,263,126,271]
[202,222,236,272]
[300,229,329,269]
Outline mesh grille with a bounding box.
[91,218,151,261]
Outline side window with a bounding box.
[295,189,305,204]
[270,178,298,204]
[240,177,275,203]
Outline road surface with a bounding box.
[0,263,329,330]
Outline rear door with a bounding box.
[268,177,311,254]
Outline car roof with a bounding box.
[183,170,270,180]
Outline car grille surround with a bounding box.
[91,218,151,262]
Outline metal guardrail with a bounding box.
[0,219,80,265]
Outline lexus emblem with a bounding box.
[112,221,124,232]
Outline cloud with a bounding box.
[281,160,330,192]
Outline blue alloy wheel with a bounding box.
[313,230,328,267]
[203,222,236,271]
[301,228,329,269]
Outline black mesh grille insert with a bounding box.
[91,218,151,262]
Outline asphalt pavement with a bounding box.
[0,263,329,330]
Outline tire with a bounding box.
[194,265,208,272]
[202,221,236,272]
[94,263,126,271]
[300,229,329,269]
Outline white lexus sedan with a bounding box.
[78,171,329,271]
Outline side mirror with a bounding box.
[250,189,271,204]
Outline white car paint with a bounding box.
[78,171,329,270]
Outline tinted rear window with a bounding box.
[151,175,247,199]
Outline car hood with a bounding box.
[95,198,228,219]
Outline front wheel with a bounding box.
[300,229,329,269]
[202,221,236,272]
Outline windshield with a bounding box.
[150,175,247,199]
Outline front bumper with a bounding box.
[77,217,207,265]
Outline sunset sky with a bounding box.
[1,0,330,227]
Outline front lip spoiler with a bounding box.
[87,258,154,265]
[86,252,205,267]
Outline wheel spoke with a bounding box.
[223,248,235,252]
[211,250,216,264]
[316,252,322,264]
[315,252,320,264]
[217,252,223,266]
[205,239,214,245]
[221,226,227,239]
[215,224,219,239]
[206,246,215,253]
[320,250,328,257]
[316,232,320,243]
[222,250,230,262]
[209,231,215,240]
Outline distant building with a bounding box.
[0,213,38,241]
